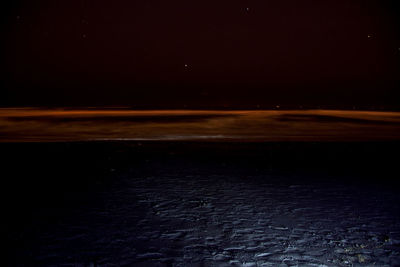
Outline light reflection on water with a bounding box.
[1,109,400,142]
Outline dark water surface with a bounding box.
[2,142,400,266]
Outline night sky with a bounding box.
[1,0,399,108]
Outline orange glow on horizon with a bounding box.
[0,109,399,142]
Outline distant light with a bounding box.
[246,7,250,11]
[367,34,373,39]
[184,64,188,68]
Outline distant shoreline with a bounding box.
[1,109,399,142]
[1,106,400,112]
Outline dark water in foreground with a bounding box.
[1,109,400,142]
[2,142,400,266]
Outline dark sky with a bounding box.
[1,0,399,108]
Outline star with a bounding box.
[184,64,188,68]
[246,7,250,12]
